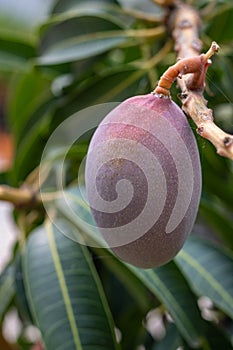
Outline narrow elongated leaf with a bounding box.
[73,68,147,106]
[52,187,204,348]
[51,68,147,123]
[8,70,52,142]
[199,200,233,249]
[0,265,15,321]
[97,249,153,313]
[206,5,233,43]
[175,236,233,319]
[0,37,35,72]
[11,110,52,183]
[201,146,233,210]
[117,0,164,20]
[128,263,204,348]
[38,35,127,65]
[153,323,183,350]
[47,2,131,30]
[22,220,120,350]
[52,188,152,313]
[0,52,29,72]
[54,197,155,349]
[38,15,127,65]
[15,256,33,323]
[52,0,118,14]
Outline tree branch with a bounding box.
[155,2,233,160]
[0,185,41,208]
[0,184,63,208]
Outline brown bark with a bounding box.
[155,2,233,160]
[0,185,41,208]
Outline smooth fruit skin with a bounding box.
[85,94,202,268]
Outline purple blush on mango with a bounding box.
[85,94,201,268]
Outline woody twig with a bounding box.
[154,2,233,160]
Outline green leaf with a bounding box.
[206,4,233,43]
[52,67,147,122]
[175,236,233,320]
[7,69,57,183]
[53,188,203,348]
[200,141,233,210]
[97,249,152,313]
[22,220,120,350]
[199,200,233,249]
[52,0,118,14]
[8,70,53,143]
[38,15,128,65]
[205,54,233,110]
[15,256,33,323]
[116,0,164,20]
[152,323,183,350]
[0,32,36,72]
[39,36,126,65]
[204,322,233,350]
[43,185,203,347]
[53,187,111,248]
[0,27,36,47]
[51,187,152,312]
[48,2,131,29]
[54,190,153,348]
[0,265,15,321]
[128,263,204,348]
[75,67,147,105]
[0,52,30,72]
[97,260,152,349]
[11,108,53,183]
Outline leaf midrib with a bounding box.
[0,273,14,314]
[177,250,233,314]
[46,220,83,350]
[134,269,201,347]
